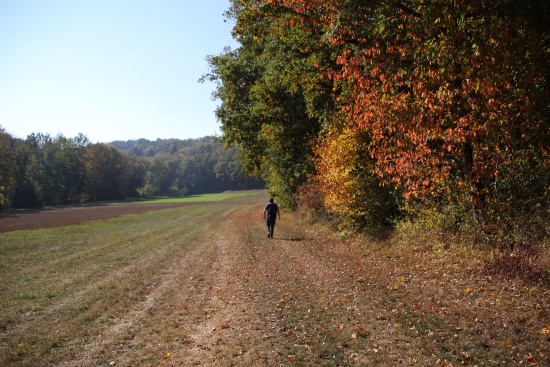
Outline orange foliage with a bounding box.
[270,0,549,208]
[229,0,549,222]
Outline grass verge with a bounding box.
[282,210,550,366]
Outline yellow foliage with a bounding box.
[315,124,365,218]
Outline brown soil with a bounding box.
[0,202,193,233]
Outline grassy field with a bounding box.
[0,191,264,366]
[115,192,255,204]
[2,189,549,366]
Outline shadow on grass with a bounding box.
[481,254,550,288]
[277,237,306,242]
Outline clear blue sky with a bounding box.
[0,0,237,143]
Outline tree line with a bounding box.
[0,129,264,209]
[204,0,549,241]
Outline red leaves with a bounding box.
[229,0,549,219]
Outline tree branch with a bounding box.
[396,3,422,19]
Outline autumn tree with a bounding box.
[337,0,549,233]
[314,122,400,233]
[119,153,146,198]
[83,143,133,201]
[204,0,338,206]
[221,0,549,236]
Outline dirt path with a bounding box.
[127,203,549,366]
[61,204,297,366]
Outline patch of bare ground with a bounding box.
[0,202,194,233]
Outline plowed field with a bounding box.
[0,203,193,233]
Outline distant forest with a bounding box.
[0,128,264,209]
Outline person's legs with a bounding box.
[270,219,276,238]
[266,218,275,238]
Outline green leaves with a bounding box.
[209,0,549,231]
[205,1,338,206]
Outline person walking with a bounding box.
[263,198,280,238]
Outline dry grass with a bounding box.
[1,192,549,366]
[281,213,550,366]
[0,195,258,366]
